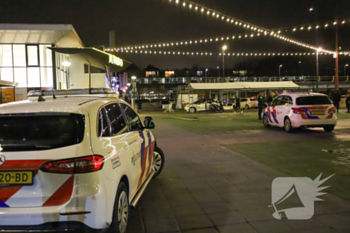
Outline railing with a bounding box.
[136,76,349,84]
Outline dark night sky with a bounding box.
[0,0,349,70]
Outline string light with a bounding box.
[114,49,341,56]
[161,0,332,52]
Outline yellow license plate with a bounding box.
[0,171,33,186]
[311,111,325,115]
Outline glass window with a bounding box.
[26,45,39,66]
[41,67,53,88]
[14,68,27,87]
[165,71,175,77]
[120,104,143,131]
[271,96,283,106]
[27,67,40,87]
[13,45,26,67]
[296,96,331,105]
[0,45,13,67]
[98,109,110,137]
[281,95,293,105]
[105,104,127,136]
[0,114,85,152]
[39,45,52,67]
[0,68,14,82]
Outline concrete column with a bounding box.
[219,90,223,101]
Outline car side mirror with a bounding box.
[144,116,155,129]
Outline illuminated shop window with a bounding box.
[26,45,39,66]
[165,71,174,77]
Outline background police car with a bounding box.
[263,93,337,133]
[0,89,164,233]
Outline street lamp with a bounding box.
[279,64,283,78]
[298,61,303,76]
[222,45,227,80]
[131,76,137,110]
[345,64,349,76]
[316,47,322,92]
[205,68,208,83]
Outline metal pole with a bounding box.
[279,67,281,78]
[316,51,319,92]
[222,54,225,81]
[335,25,339,91]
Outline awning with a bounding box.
[188,81,299,91]
[49,47,132,72]
[0,80,18,87]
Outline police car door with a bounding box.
[278,95,293,125]
[120,103,152,193]
[268,96,283,126]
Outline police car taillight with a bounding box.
[328,107,337,113]
[40,155,104,174]
[292,108,306,115]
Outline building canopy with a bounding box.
[49,47,132,72]
[188,81,299,91]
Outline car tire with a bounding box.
[324,125,335,132]
[263,114,270,127]
[245,104,249,109]
[152,147,165,179]
[110,182,129,233]
[284,117,294,133]
[189,107,196,114]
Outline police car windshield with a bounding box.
[0,113,85,152]
[296,96,331,105]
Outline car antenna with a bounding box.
[38,92,46,102]
[52,87,56,99]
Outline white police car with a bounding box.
[0,88,164,233]
[263,92,337,132]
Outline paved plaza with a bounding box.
[128,112,350,233]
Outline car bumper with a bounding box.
[0,173,111,230]
[290,114,337,128]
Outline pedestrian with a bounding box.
[258,92,264,120]
[346,94,350,113]
[267,92,274,105]
[235,96,240,111]
[137,100,142,113]
[332,90,341,113]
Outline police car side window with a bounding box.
[98,108,110,137]
[105,104,127,136]
[272,96,282,106]
[281,96,293,105]
[120,104,143,131]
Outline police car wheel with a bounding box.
[110,182,129,233]
[152,147,165,179]
[324,125,335,132]
[189,107,196,113]
[263,114,270,127]
[284,118,294,133]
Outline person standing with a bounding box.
[332,90,341,113]
[258,92,264,120]
[235,96,240,111]
[346,93,350,113]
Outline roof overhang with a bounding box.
[188,81,299,91]
[49,47,132,72]
[0,24,84,47]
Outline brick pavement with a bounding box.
[128,117,350,233]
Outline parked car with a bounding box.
[0,88,165,233]
[263,92,337,132]
[232,98,258,109]
[184,99,222,113]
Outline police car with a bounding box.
[0,88,165,233]
[263,92,337,132]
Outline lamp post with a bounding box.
[131,76,137,110]
[299,61,303,76]
[279,64,283,78]
[345,64,349,76]
[222,45,227,81]
[316,47,321,92]
[217,66,220,82]
[205,68,208,83]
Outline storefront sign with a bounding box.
[109,55,123,67]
